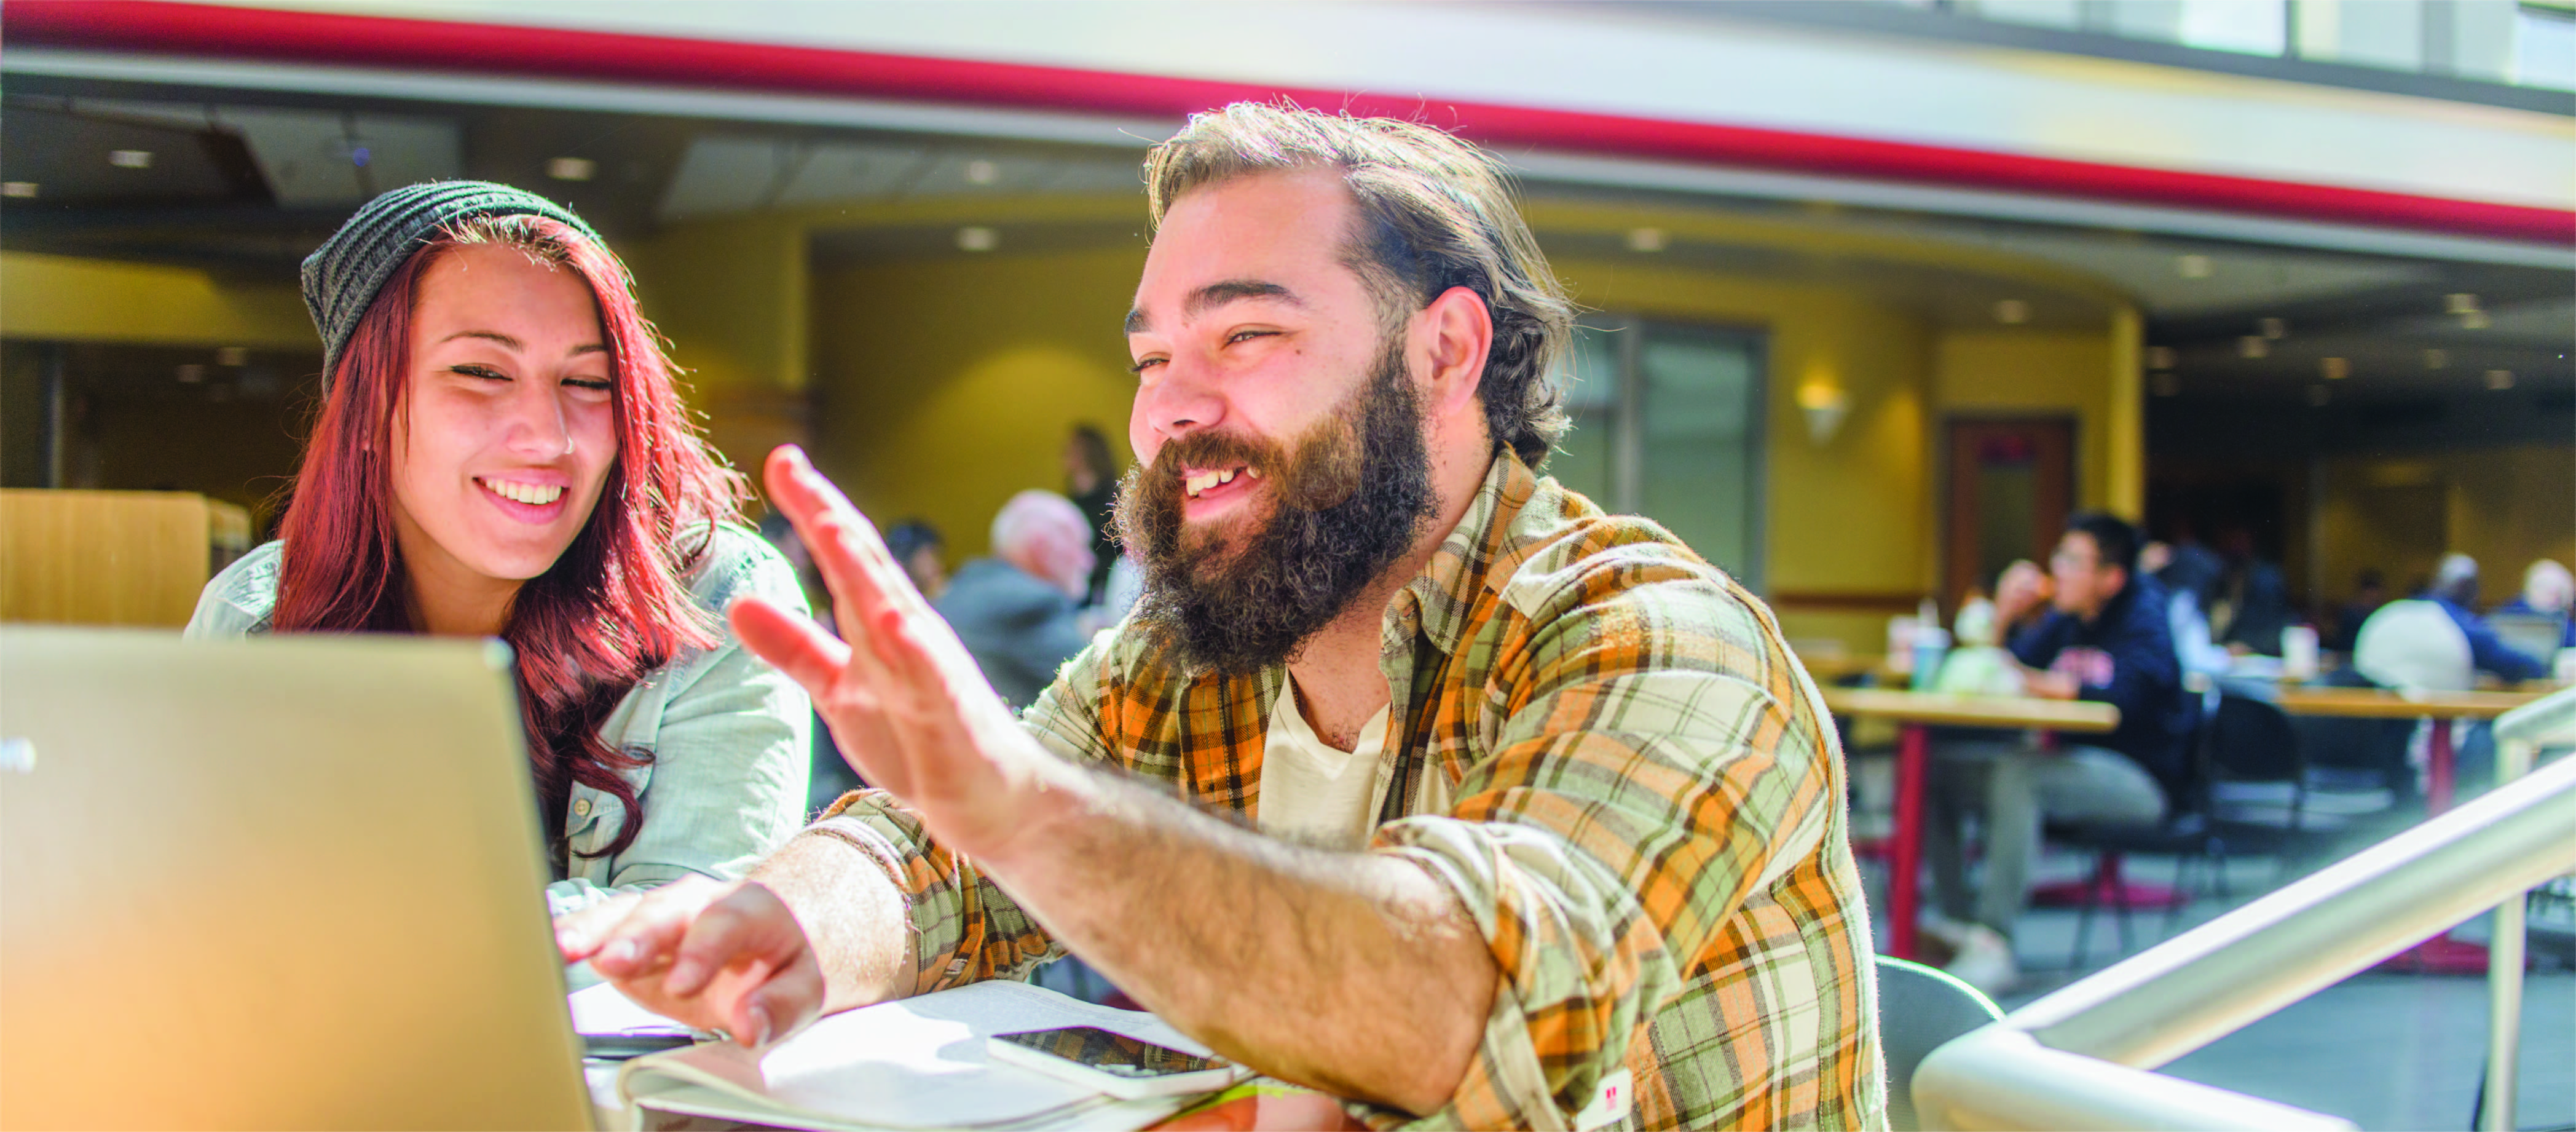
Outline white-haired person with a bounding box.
[2422,553,2551,683]
[929,489,1098,710]
[2495,558,2576,652]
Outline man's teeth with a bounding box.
[1184,467,1251,498]
[483,478,565,505]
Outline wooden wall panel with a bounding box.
[1,491,243,628]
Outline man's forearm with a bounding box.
[975,770,1498,1115]
[751,829,914,1013]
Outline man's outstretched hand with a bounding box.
[725,444,1079,866]
[553,877,824,1048]
[551,446,1088,1048]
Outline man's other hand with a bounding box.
[553,876,825,1048]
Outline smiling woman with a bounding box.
[183,182,813,916]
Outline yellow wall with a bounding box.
[800,224,2135,655]
[1,252,315,348]
[811,244,1145,562]
[1933,329,2129,515]
[620,216,814,485]
[1545,256,1936,651]
[2312,445,2576,602]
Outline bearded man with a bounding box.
[559,104,1886,1131]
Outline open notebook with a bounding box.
[609,980,1234,1131]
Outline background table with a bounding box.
[1819,688,2119,960]
[2272,686,2546,973]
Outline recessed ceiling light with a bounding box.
[175,363,206,384]
[2239,336,2269,359]
[964,159,999,186]
[1994,299,2030,325]
[215,346,249,366]
[2486,369,2515,390]
[108,149,153,168]
[2424,348,2449,369]
[2307,384,2330,406]
[2177,254,2213,279]
[2259,317,2287,339]
[1,182,36,198]
[1625,227,1668,253]
[545,157,596,182]
[955,226,999,252]
[2462,310,2492,330]
[2146,346,2176,370]
[2321,357,2350,380]
[2445,293,2481,314]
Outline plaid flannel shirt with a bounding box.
[814,451,1888,1130]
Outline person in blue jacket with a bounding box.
[2427,554,2550,682]
[2493,559,2575,650]
[1924,511,2192,993]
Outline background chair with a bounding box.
[1876,954,2005,1131]
[2049,701,2230,967]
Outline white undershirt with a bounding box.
[1257,672,1395,852]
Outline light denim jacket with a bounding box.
[184,524,813,917]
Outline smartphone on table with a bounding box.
[986,1026,1250,1099]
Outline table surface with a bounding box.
[1819,686,2120,732]
[1795,652,1893,682]
[2272,686,2548,719]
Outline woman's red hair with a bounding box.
[272,214,750,858]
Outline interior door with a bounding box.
[1945,418,2076,615]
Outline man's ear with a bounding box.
[1414,285,1494,420]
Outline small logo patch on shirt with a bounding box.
[1574,1067,1632,1131]
[2052,647,2116,689]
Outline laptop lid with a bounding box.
[2486,612,2566,669]
[1,625,593,1130]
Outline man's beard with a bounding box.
[1114,338,1437,676]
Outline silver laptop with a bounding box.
[2487,612,2567,671]
[1,625,594,1130]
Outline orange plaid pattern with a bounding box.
[817,451,1887,1130]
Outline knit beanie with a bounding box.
[301,180,604,387]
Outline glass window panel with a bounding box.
[1972,0,2085,30]
[1636,325,1763,588]
[1545,324,1620,510]
[2176,0,2288,55]
[2519,7,2576,89]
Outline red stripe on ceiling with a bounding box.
[12,0,2572,243]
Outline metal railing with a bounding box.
[1914,684,2576,1131]
[2480,687,2576,1132]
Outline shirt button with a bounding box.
[573,798,593,817]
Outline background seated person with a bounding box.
[883,520,949,602]
[932,490,1098,710]
[2324,568,2389,654]
[556,104,1885,1130]
[2423,553,2550,683]
[187,182,811,917]
[1922,512,2189,993]
[2495,558,2576,652]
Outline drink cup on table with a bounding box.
[2281,625,2320,682]
[1911,626,1950,692]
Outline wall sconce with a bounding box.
[1797,381,1850,445]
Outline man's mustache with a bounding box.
[1142,421,1363,514]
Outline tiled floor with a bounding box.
[1950,849,2576,1131]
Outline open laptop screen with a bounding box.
[1,626,594,1130]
